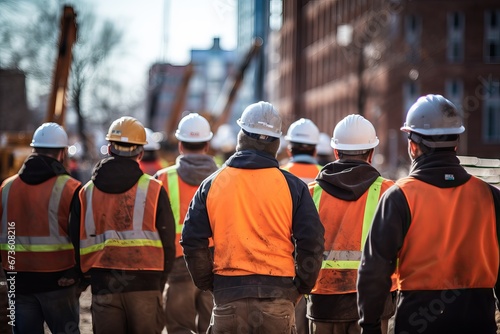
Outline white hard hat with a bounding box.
[285,118,320,145]
[175,113,213,143]
[331,114,379,150]
[143,128,160,151]
[237,101,282,138]
[316,132,333,155]
[401,94,465,136]
[31,122,69,148]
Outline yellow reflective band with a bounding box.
[312,184,322,211]
[80,238,163,255]
[0,243,74,252]
[361,177,383,247]
[321,260,360,270]
[167,167,182,233]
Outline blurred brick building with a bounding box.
[277,0,500,177]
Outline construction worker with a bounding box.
[357,94,500,333]
[281,118,322,184]
[316,132,334,166]
[154,113,218,334]
[139,128,169,175]
[0,122,82,333]
[280,117,322,334]
[307,115,396,334]
[70,116,176,334]
[181,101,325,333]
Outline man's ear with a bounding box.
[137,150,144,162]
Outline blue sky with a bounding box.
[86,0,237,91]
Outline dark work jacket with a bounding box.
[1,154,81,294]
[308,160,395,322]
[181,150,325,305]
[70,157,176,294]
[357,151,500,334]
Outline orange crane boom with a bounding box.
[45,5,77,126]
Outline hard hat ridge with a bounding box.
[285,118,320,145]
[175,113,213,143]
[237,101,282,139]
[401,94,464,148]
[106,116,147,157]
[31,122,69,148]
[331,114,379,151]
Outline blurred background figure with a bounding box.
[316,132,334,167]
[281,118,322,184]
[139,128,169,175]
[210,123,237,167]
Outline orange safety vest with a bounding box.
[0,174,80,272]
[156,166,198,257]
[396,176,498,291]
[79,174,164,273]
[310,176,396,294]
[206,166,295,277]
[281,162,322,184]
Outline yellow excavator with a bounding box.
[0,5,77,183]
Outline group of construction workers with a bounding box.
[0,94,499,334]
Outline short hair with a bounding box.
[236,130,280,156]
[408,133,459,154]
[33,147,65,158]
[109,142,143,158]
[181,141,208,152]
[336,149,372,161]
[288,142,316,156]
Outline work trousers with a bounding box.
[207,297,296,334]
[14,286,80,334]
[91,290,164,334]
[164,278,213,334]
[308,319,389,334]
[295,296,308,334]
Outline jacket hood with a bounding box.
[18,154,69,185]
[176,154,218,186]
[409,151,470,187]
[91,156,143,193]
[316,160,381,201]
[225,150,280,169]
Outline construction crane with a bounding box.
[162,37,263,151]
[45,5,77,126]
[211,37,263,134]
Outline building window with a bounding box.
[485,10,500,63]
[483,79,500,142]
[445,79,464,109]
[447,12,464,63]
[405,15,421,63]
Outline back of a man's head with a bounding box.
[235,101,282,156]
[331,114,379,161]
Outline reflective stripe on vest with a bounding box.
[313,176,383,270]
[166,168,182,233]
[80,175,162,255]
[1,175,74,252]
